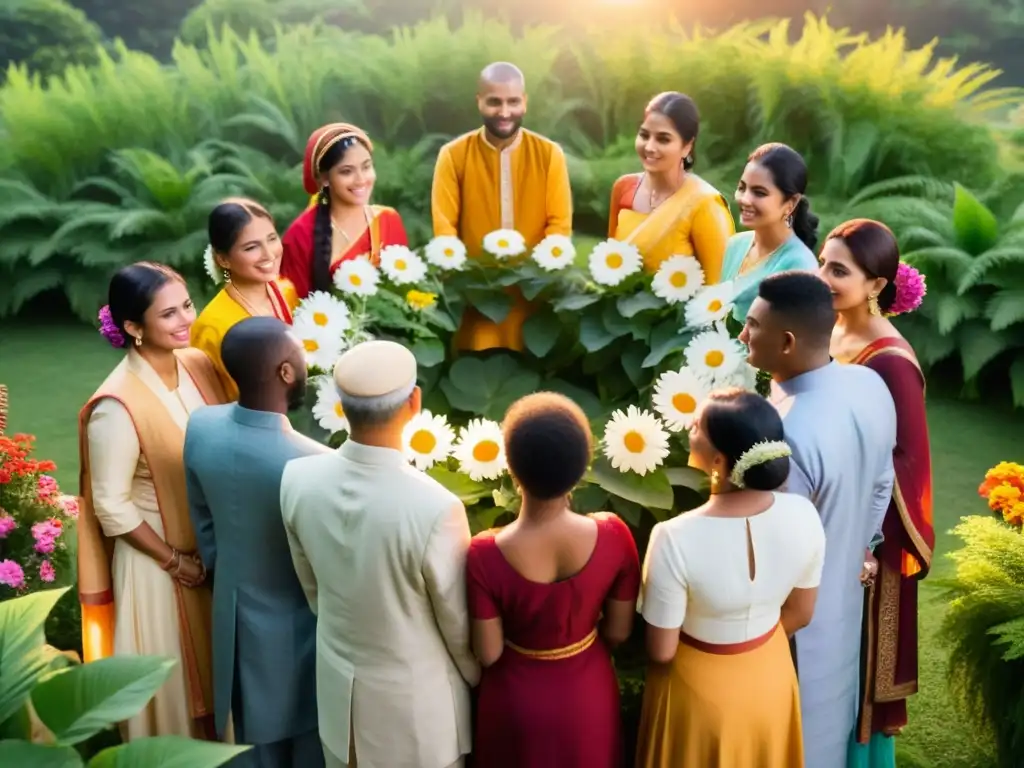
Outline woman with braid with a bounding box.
[281,123,409,299]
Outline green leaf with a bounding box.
[426,467,492,505]
[0,588,70,726]
[570,484,609,514]
[957,322,1014,381]
[0,741,82,768]
[552,293,600,312]
[32,656,176,746]
[665,466,707,492]
[621,342,648,388]
[464,289,512,324]
[522,308,562,358]
[985,289,1024,331]
[952,183,999,257]
[88,736,250,768]
[579,306,618,352]
[542,378,605,418]
[587,457,674,510]
[1009,356,1024,409]
[519,277,551,302]
[616,292,665,318]
[643,320,690,368]
[440,355,540,420]
[410,337,445,368]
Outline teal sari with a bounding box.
[720,231,818,322]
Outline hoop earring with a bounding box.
[710,469,720,494]
[868,294,881,316]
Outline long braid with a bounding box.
[312,187,333,292]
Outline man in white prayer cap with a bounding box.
[280,340,479,768]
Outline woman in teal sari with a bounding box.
[721,144,819,322]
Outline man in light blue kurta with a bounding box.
[184,317,329,768]
[741,271,896,768]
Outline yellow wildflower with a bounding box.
[406,290,437,311]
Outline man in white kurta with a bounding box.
[741,271,896,768]
[281,340,479,768]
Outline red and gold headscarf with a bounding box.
[302,123,374,195]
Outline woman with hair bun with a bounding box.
[78,262,226,740]
[819,219,932,767]
[281,123,408,299]
[608,92,735,281]
[721,143,820,322]
[636,388,825,767]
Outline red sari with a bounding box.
[280,204,408,299]
[852,337,935,740]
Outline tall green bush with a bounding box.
[0,0,104,81]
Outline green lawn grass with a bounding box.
[0,318,1017,766]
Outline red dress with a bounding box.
[466,513,641,768]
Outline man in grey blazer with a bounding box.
[184,317,329,767]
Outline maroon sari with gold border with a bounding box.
[851,337,935,740]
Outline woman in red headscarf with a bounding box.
[281,123,409,299]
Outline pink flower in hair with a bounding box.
[888,262,926,316]
[98,305,127,349]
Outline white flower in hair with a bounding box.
[424,236,468,270]
[203,245,222,285]
[483,229,527,259]
[379,245,427,285]
[729,440,792,489]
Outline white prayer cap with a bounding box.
[332,340,416,397]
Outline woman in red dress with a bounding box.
[819,218,934,767]
[466,392,641,768]
[281,122,408,299]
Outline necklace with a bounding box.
[738,238,786,277]
[227,283,271,318]
[330,206,374,247]
[643,172,684,211]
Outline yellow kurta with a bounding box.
[431,127,572,351]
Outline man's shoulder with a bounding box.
[282,450,337,483]
[283,430,333,459]
[439,130,480,155]
[186,404,232,435]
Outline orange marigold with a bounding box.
[978,461,1024,498]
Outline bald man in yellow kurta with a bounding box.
[432,62,573,352]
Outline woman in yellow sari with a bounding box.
[608,92,734,282]
[191,198,299,401]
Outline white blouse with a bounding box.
[640,492,826,644]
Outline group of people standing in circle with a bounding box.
[73,59,932,768]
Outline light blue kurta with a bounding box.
[722,231,819,322]
[771,363,896,768]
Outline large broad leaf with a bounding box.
[522,308,562,358]
[587,457,674,511]
[616,292,665,318]
[643,320,691,368]
[542,378,605,418]
[578,305,618,352]
[32,656,176,746]
[440,355,540,420]
[665,467,707,493]
[0,741,82,768]
[88,736,250,768]
[552,293,601,312]
[426,467,492,505]
[410,337,445,368]
[952,183,999,257]
[0,588,70,725]
[464,288,512,324]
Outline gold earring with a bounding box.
[222,269,231,283]
[868,294,881,316]
[134,335,142,347]
[710,469,720,494]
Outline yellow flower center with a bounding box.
[672,393,697,414]
[410,429,437,455]
[497,239,509,249]
[395,259,407,271]
[623,430,646,454]
[444,247,454,257]
[473,440,500,463]
[705,350,725,368]
[605,253,623,269]
[334,402,345,418]
[313,311,329,326]
[708,299,723,312]
[349,274,362,287]
[303,339,319,353]
[669,271,688,288]
[551,246,563,258]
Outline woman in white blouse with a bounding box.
[635,387,825,768]
[77,262,227,740]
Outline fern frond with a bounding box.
[986,290,1024,332]
[957,246,1024,295]
[845,175,954,207]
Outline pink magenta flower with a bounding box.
[32,519,63,554]
[37,474,60,504]
[59,495,80,519]
[0,559,26,589]
[888,262,927,316]
[39,560,56,583]
[0,515,16,539]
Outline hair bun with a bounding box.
[729,440,793,489]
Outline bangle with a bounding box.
[160,548,179,571]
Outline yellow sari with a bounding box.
[609,173,734,283]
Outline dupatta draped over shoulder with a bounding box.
[608,172,734,282]
[77,347,227,721]
[852,337,934,741]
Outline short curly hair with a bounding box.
[503,392,592,501]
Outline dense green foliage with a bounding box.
[0,0,103,81]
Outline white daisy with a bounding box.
[684,325,745,384]
[453,418,507,481]
[379,245,428,285]
[651,367,711,432]
[311,376,349,435]
[724,361,760,391]
[531,234,576,272]
[602,405,670,476]
[333,257,380,297]
[588,239,643,287]
[651,255,704,304]
[424,236,468,271]
[293,291,350,336]
[403,410,456,470]
[292,316,345,371]
[483,229,527,259]
[685,281,736,328]
[203,245,223,285]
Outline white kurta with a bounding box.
[771,362,896,768]
[86,350,206,740]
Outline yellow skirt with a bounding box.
[636,625,803,768]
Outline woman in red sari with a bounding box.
[281,122,408,299]
[818,218,934,768]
